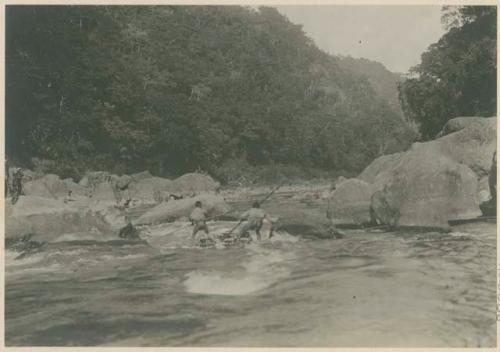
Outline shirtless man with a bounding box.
[189,201,210,242]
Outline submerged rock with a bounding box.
[118,222,141,240]
[134,194,230,226]
[5,233,46,252]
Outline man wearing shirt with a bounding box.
[237,201,273,241]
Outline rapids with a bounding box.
[5,218,496,347]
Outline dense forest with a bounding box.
[6,5,415,183]
[399,6,496,139]
[336,56,404,117]
[8,6,495,183]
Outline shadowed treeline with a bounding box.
[6,5,414,183]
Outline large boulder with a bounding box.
[23,179,53,198]
[63,178,87,196]
[134,194,231,226]
[358,152,403,184]
[128,176,173,203]
[112,174,133,190]
[360,116,496,183]
[131,170,153,182]
[327,178,373,225]
[371,151,480,229]
[342,116,496,229]
[434,116,496,178]
[23,174,70,199]
[5,196,121,242]
[78,171,112,188]
[437,116,490,137]
[77,171,117,201]
[358,152,404,194]
[21,169,42,182]
[169,173,221,196]
[91,182,116,202]
[42,174,69,197]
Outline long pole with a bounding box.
[222,181,285,236]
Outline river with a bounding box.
[5,194,497,347]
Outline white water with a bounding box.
[5,221,496,347]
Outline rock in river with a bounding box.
[371,148,480,229]
[329,116,495,229]
[5,196,121,242]
[134,194,231,226]
[169,173,221,196]
[327,178,373,225]
[128,176,173,203]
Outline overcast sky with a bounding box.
[276,6,446,73]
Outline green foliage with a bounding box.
[399,6,496,139]
[6,5,415,180]
[336,56,405,116]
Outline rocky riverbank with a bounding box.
[5,167,335,248]
[328,116,497,230]
[6,116,497,246]
[5,171,227,243]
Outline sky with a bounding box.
[276,6,446,73]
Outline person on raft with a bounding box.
[237,201,273,241]
[189,201,211,242]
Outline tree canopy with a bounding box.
[398,6,496,140]
[6,5,415,182]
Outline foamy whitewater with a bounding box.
[5,220,496,347]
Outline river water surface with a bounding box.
[5,190,497,347]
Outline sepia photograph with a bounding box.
[3,2,498,348]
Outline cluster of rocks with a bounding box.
[328,117,497,230]
[15,170,221,204]
[5,171,229,243]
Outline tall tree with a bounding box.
[399,6,496,139]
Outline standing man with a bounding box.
[237,201,273,241]
[489,151,496,202]
[113,175,133,208]
[189,201,210,243]
[11,168,24,204]
[5,157,10,197]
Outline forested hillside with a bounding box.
[399,6,496,139]
[6,6,416,182]
[336,56,404,116]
